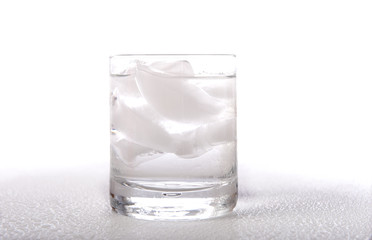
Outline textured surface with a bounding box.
[1,164,372,240]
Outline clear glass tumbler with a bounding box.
[109,54,237,220]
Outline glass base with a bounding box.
[110,178,237,220]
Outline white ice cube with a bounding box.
[111,60,236,160]
[111,131,163,167]
[121,142,236,178]
[175,117,236,158]
[135,63,226,123]
[188,77,236,100]
[149,60,194,75]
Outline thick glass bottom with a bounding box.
[110,178,237,220]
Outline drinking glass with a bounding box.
[110,54,237,220]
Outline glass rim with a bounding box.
[110,54,236,58]
[109,54,236,77]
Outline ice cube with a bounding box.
[112,95,233,159]
[149,60,194,75]
[122,142,236,178]
[111,131,163,167]
[111,94,177,153]
[111,60,235,159]
[135,63,226,123]
[188,77,236,100]
[175,117,236,158]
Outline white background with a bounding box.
[0,0,371,186]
